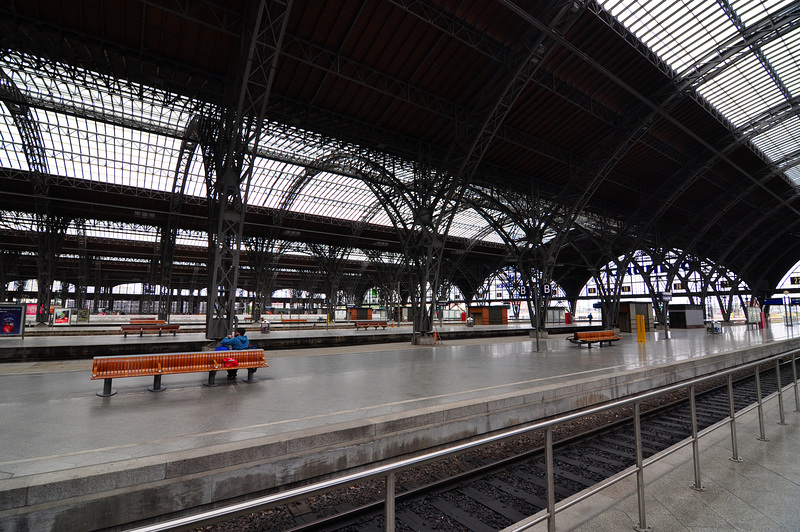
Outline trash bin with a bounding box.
[260,321,270,334]
[466,316,474,327]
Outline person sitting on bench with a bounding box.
[217,327,249,380]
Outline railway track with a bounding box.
[186,358,798,532]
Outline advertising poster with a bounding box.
[53,308,71,326]
[76,308,90,324]
[0,304,25,338]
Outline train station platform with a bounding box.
[1,323,799,530]
[0,319,533,361]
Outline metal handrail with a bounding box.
[130,348,800,532]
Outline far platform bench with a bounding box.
[354,321,388,330]
[567,330,622,347]
[91,349,268,396]
[121,321,180,337]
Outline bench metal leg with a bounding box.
[203,371,220,387]
[243,368,258,383]
[97,378,117,397]
[148,374,166,392]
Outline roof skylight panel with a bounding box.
[735,0,796,26]
[754,116,800,159]
[764,30,800,91]
[0,109,29,171]
[296,193,365,221]
[698,55,784,125]
[175,231,209,248]
[249,159,308,210]
[286,184,372,222]
[786,167,800,185]
[48,112,179,190]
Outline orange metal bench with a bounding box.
[567,330,621,347]
[91,349,268,396]
[121,323,180,337]
[354,321,388,330]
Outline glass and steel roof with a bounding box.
[2,0,799,255]
[601,0,800,184]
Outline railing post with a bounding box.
[727,374,742,462]
[633,401,648,532]
[755,365,769,442]
[775,359,786,425]
[385,472,395,532]
[545,426,556,532]
[689,385,705,491]
[793,354,800,413]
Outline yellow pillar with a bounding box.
[637,315,646,342]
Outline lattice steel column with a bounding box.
[202,0,292,339]
[1,67,70,324]
[157,117,200,321]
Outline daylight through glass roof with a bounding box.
[601,0,800,184]
[2,1,799,253]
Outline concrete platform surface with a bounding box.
[1,324,799,530]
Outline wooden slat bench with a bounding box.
[91,349,268,396]
[281,318,307,323]
[121,323,180,337]
[567,330,622,347]
[354,321,388,330]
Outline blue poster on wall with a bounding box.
[0,304,25,338]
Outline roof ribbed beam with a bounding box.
[385,0,517,64]
[449,1,584,184]
[280,33,463,125]
[0,11,227,104]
